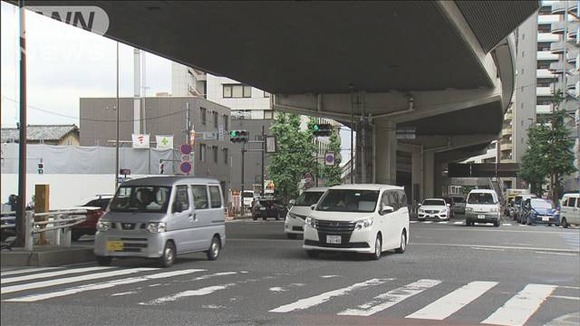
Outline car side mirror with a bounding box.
[310,204,316,210]
[417,204,422,207]
[446,203,450,207]
[289,199,296,206]
[380,205,394,215]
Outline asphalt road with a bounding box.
[1,216,579,326]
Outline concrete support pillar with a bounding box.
[374,120,397,185]
[434,161,444,197]
[355,115,374,183]
[423,151,435,198]
[411,147,422,203]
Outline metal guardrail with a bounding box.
[1,209,89,251]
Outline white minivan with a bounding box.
[560,193,580,228]
[465,189,501,227]
[284,187,328,239]
[303,184,409,260]
[94,176,226,267]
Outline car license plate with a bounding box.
[477,215,485,219]
[326,235,341,244]
[542,216,549,221]
[106,241,123,251]
[260,207,266,210]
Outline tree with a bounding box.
[519,90,576,199]
[319,126,343,186]
[268,113,317,203]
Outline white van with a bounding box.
[94,176,226,267]
[465,189,501,227]
[242,190,255,208]
[284,187,328,239]
[560,193,580,228]
[303,184,409,260]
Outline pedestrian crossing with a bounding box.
[1,266,578,325]
[410,220,577,227]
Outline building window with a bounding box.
[264,110,274,120]
[213,146,218,163]
[199,144,206,162]
[537,78,554,87]
[201,107,207,125]
[263,91,270,98]
[223,115,229,131]
[521,68,524,75]
[537,97,552,105]
[537,42,551,51]
[537,61,550,69]
[223,84,252,98]
[223,148,228,164]
[538,24,551,33]
[213,111,218,129]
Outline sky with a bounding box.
[1,1,173,128]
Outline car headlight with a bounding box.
[439,209,447,213]
[490,207,499,213]
[354,218,373,230]
[97,221,111,231]
[146,222,167,233]
[418,209,424,213]
[305,217,317,228]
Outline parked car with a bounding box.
[71,194,113,241]
[252,197,288,221]
[451,196,466,215]
[417,198,451,221]
[515,194,537,224]
[521,198,560,226]
[465,189,501,227]
[284,187,328,239]
[560,193,580,228]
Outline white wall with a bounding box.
[1,174,147,209]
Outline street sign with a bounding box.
[325,152,335,166]
[266,136,277,153]
[180,143,192,155]
[180,161,192,174]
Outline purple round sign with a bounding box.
[180,161,192,174]
[180,143,192,155]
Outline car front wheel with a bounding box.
[206,236,221,261]
[159,241,176,268]
[395,231,406,254]
[370,235,382,260]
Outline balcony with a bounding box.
[549,61,574,73]
[504,112,513,120]
[567,49,578,64]
[537,86,554,97]
[567,74,579,90]
[552,21,567,34]
[537,69,557,79]
[538,51,560,60]
[551,2,567,14]
[502,127,512,137]
[537,104,553,114]
[500,142,513,151]
[550,40,566,53]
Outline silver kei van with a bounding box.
[94,176,226,267]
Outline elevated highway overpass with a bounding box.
[13,0,541,200]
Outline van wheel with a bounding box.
[159,241,176,268]
[370,235,382,260]
[395,231,407,254]
[96,256,112,266]
[306,250,319,258]
[561,217,568,228]
[494,220,500,227]
[206,236,221,261]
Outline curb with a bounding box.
[1,246,94,267]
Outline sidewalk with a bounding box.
[1,244,94,267]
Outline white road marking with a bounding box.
[139,283,236,305]
[454,221,464,225]
[481,284,556,326]
[1,267,114,284]
[338,279,441,317]
[406,281,498,320]
[270,287,286,292]
[551,295,580,301]
[1,267,158,295]
[4,269,204,302]
[1,267,60,277]
[423,221,433,224]
[269,278,393,313]
[321,275,339,278]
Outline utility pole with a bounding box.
[241,141,246,214]
[16,2,27,247]
[261,125,265,196]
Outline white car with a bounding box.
[417,198,451,221]
[560,193,580,228]
[284,187,328,239]
[303,184,409,260]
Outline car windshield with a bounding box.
[467,193,496,204]
[531,199,554,209]
[316,189,379,212]
[109,186,171,213]
[294,191,325,206]
[452,197,465,203]
[243,191,254,198]
[422,199,445,206]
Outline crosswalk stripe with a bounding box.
[406,281,498,320]
[269,278,393,313]
[4,269,205,302]
[1,267,61,277]
[1,267,158,295]
[454,222,463,225]
[139,283,236,306]
[481,284,556,326]
[338,279,441,317]
[1,267,114,284]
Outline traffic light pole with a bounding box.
[241,141,246,215]
[261,126,265,197]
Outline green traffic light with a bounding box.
[313,124,320,131]
[230,130,238,137]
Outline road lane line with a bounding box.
[270,278,393,313]
[481,284,556,326]
[406,281,498,320]
[4,269,205,302]
[139,283,235,305]
[338,279,441,316]
[1,267,114,284]
[1,267,61,277]
[551,295,579,300]
[1,267,158,294]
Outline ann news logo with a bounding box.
[27,6,110,36]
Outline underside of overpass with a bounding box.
[12,0,541,200]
